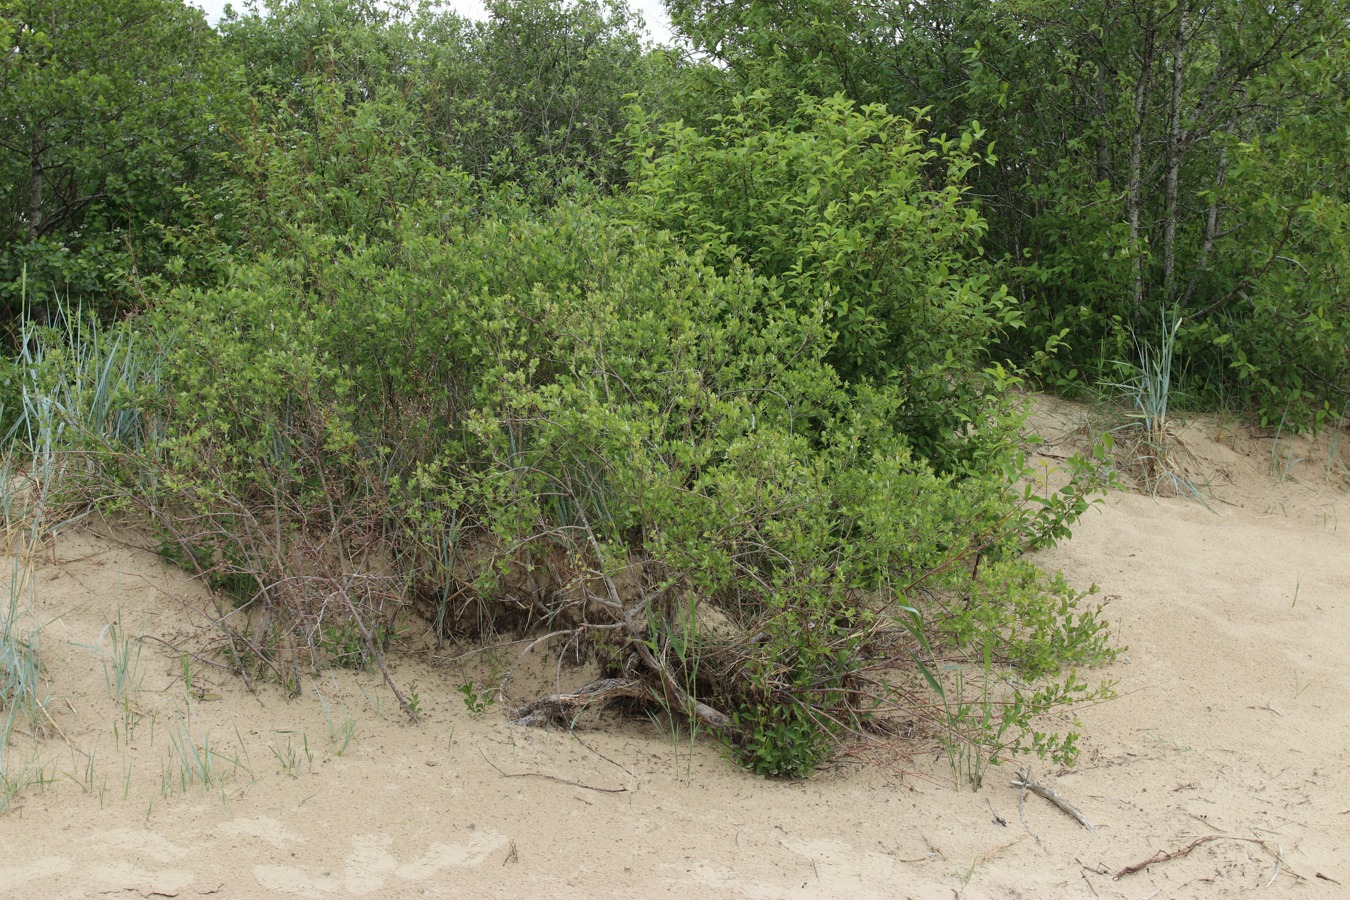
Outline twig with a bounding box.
[569,730,637,780]
[987,798,1006,827]
[510,678,649,728]
[1017,772,1035,838]
[1114,835,1222,879]
[1011,768,1097,834]
[335,581,414,721]
[37,699,68,743]
[139,635,240,674]
[1114,835,1299,881]
[478,748,627,793]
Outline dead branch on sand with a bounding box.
[1113,835,1302,883]
[1011,768,1098,834]
[478,748,627,793]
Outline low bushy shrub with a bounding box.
[23,87,1115,779]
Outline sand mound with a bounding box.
[1,398,1347,898]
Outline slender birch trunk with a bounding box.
[1163,13,1186,300]
[28,127,44,242]
[1127,26,1155,311]
[1096,61,1111,184]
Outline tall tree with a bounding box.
[222,0,683,195]
[0,0,239,321]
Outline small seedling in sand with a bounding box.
[458,680,493,717]
[1293,671,1311,699]
[406,680,422,719]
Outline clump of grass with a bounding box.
[0,559,42,726]
[100,614,145,701]
[0,711,52,815]
[269,730,313,777]
[1108,310,1210,505]
[1269,405,1304,483]
[0,489,55,797]
[1319,403,1348,485]
[314,680,357,757]
[162,707,249,795]
[0,511,53,813]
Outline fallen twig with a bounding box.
[139,635,238,674]
[1114,835,1301,882]
[478,748,627,793]
[1017,772,1036,839]
[1011,768,1097,835]
[1115,835,1221,879]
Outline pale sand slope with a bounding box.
[0,400,1346,899]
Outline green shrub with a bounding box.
[25,82,1115,777]
[626,91,1017,472]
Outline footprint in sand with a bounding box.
[96,826,190,862]
[216,815,305,850]
[253,827,508,895]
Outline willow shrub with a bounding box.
[625,91,1019,474]
[83,85,1115,777]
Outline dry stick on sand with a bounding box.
[1113,835,1300,882]
[1011,768,1098,835]
[1016,774,1038,840]
[478,748,627,793]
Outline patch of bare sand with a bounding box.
[1,400,1347,898]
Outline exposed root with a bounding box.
[510,677,652,727]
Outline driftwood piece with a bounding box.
[495,507,737,740]
[1011,768,1098,835]
[510,678,652,728]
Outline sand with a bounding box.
[1,398,1347,899]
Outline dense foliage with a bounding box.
[671,0,1350,424]
[0,0,237,321]
[14,0,1343,782]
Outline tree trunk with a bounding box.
[27,126,44,242]
[1096,60,1112,184]
[1163,13,1186,300]
[1179,142,1228,310]
[1127,24,1156,311]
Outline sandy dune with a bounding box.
[1,399,1347,898]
